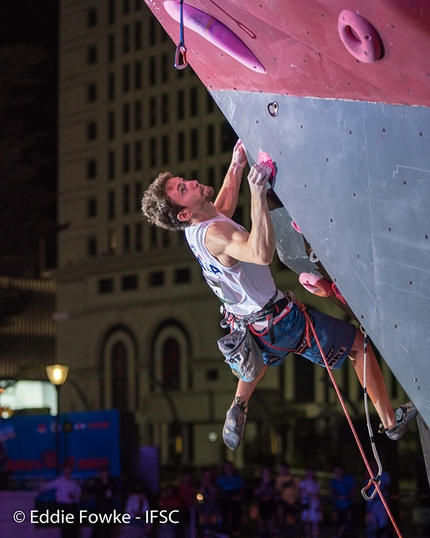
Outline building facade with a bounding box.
[57,0,404,470]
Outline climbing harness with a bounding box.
[174,0,188,70]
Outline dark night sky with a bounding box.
[0,1,58,265]
[0,0,58,195]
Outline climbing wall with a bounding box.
[145,1,430,427]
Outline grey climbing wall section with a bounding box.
[211,89,430,426]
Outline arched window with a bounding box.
[100,325,138,411]
[112,341,128,410]
[162,337,180,390]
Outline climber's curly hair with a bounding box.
[141,172,188,231]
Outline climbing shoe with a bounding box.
[381,401,418,441]
[223,398,247,450]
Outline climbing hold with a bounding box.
[267,102,279,117]
[292,221,302,234]
[338,10,382,63]
[257,151,275,179]
[309,250,319,263]
[164,1,266,73]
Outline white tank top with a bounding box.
[185,212,279,316]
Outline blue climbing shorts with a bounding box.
[252,303,357,369]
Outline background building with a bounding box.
[56,0,408,472]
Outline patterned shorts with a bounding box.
[253,303,357,369]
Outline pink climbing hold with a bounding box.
[338,10,382,63]
[257,150,275,179]
[291,221,302,234]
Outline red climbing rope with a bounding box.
[296,301,404,538]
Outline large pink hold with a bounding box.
[164,1,266,73]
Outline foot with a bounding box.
[223,397,247,450]
[380,401,418,440]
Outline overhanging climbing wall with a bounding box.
[145,0,430,427]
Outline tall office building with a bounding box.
[57,0,402,468]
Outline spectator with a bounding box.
[158,484,181,538]
[275,461,300,534]
[299,468,322,538]
[253,466,276,538]
[330,464,356,538]
[122,486,152,537]
[177,472,197,537]
[90,466,120,538]
[40,460,82,538]
[197,468,219,535]
[215,461,245,537]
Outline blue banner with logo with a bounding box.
[2,409,123,480]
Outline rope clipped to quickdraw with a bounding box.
[174,0,188,70]
[360,329,384,502]
[296,301,404,538]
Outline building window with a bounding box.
[294,354,315,402]
[123,143,130,173]
[150,271,164,287]
[177,132,185,162]
[207,92,215,113]
[177,90,184,120]
[98,278,114,294]
[108,150,115,180]
[149,96,157,127]
[123,103,130,133]
[135,182,142,212]
[88,237,97,256]
[87,198,97,218]
[108,190,115,220]
[149,17,157,46]
[87,159,97,179]
[207,125,215,155]
[134,0,141,10]
[123,225,131,252]
[206,369,219,381]
[207,166,215,187]
[161,135,169,165]
[123,24,130,53]
[123,0,130,14]
[174,268,191,284]
[108,73,115,101]
[135,223,142,251]
[123,64,130,93]
[134,21,142,49]
[123,184,130,214]
[134,100,142,130]
[161,94,169,124]
[87,121,97,141]
[161,53,169,83]
[190,128,198,159]
[221,121,236,152]
[163,338,180,390]
[87,83,97,102]
[111,342,128,411]
[149,138,157,168]
[108,0,115,24]
[108,230,117,254]
[108,34,115,63]
[134,61,142,90]
[122,274,138,291]
[87,45,97,64]
[149,56,156,85]
[134,141,142,171]
[190,87,198,116]
[108,111,115,140]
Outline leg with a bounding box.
[223,366,268,450]
[349,330,395,429]
[232,364,268,406]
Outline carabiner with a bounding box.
[174,43,188,70]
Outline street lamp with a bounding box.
[45,364,69,475]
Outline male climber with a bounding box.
[141,140,417,450]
